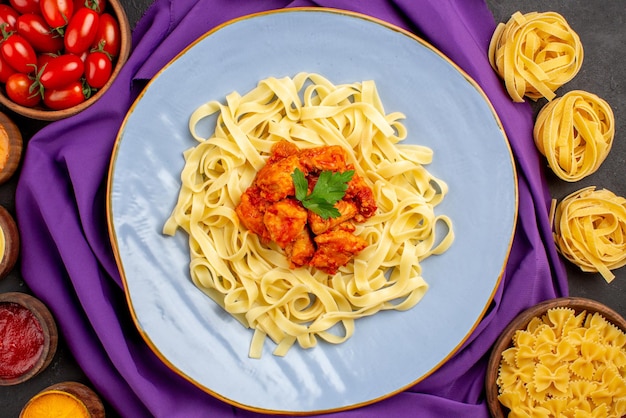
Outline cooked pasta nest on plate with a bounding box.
[163,72,454,358]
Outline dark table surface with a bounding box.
[1,0,624,416]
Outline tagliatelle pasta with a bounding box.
[163,73,454,358]
[488,11,583,102]
[497,307,626,417]
[534,90,614,182]
[552,187,626,283]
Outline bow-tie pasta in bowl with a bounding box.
[486,297,626,418]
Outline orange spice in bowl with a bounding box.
[0,112,23,185]
[0,292,58,385]
[20,381,105,418]
[0,205,19,279]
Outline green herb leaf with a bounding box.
[291,168,309,201]
[291,168,354,220]
[303,199,341,220]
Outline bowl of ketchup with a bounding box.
[0,292,58,385]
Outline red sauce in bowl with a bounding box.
[0,302,45,379]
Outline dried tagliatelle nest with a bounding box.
[534,90,615,182]
[552,187,626,283]
[489,11,584,102]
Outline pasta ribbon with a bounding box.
[497,308,626,417]
[534,90,614,182]
[488,11,583,102]
[164,73,454,358]
[552,187,626,283]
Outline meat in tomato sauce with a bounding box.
[235,141,377,274]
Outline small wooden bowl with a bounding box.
[0,292,58,385]
[20,381,105,418]
[0,205,19,279]
[0,112,22,184]
[0,0,132,121]
[486,297,626,417]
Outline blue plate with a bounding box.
[108,8,517,414]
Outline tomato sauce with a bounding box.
[0,302,44,379]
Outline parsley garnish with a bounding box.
[292,168,354,219]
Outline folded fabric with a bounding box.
[15,0,568,416]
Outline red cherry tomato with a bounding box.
[74,0,105,13]
[40,0,73,29]
[0,54,17,83]
[64,7,98,54]
[84,50,110,88]
[0,33,38,73]
[91,12,118,57]
[39,53,83,89]
[43,80,85,109]
[0,5,20,31]
[36,52,56,68]
[5,72,41,107]
[9,0,40,15]
[74,49,88,63]
[17,13,64,53]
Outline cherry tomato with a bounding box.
[74,0,105,13]
[40,0,73,29]
[36,52,56,68]
[91,12,118,57]
[84,50,110,88]
[74,49,88,63]
[1,33,37,73]
[0,5,20,31]
[5,72,41,107]
[17,13,64,53]
[9,0,40,15]
[0,54,17,83]
[43,80,85,109]
[38,53,83,89]
[64,7,97,54]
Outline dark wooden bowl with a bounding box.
[0,292,58,385]
[0,112,22,184]
[486,297,626,417]
[20,381,105,417]
[0,205,19,279]
[0,0,132,121]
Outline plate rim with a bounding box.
[106,7,519,414]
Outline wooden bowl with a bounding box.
[0,292,58,385]
[486,297,626,417]
[0,205,19,279]
[20,381,105,417]
[0,0,132,121]
[0,112,22,184]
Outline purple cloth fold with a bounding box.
[15,0,568,416]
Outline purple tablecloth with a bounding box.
[15,0,568,416]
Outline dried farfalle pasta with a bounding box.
[552,187,626,283]
[488,11,583,102]
[496,307,626,418]
[534,90,614,181]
